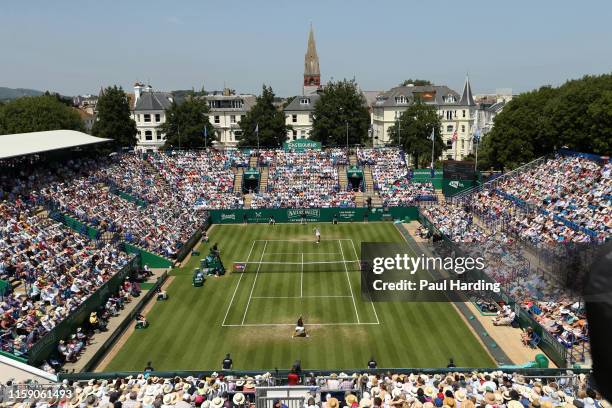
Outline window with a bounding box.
[237,115,241,123]
[446,111,452,120]
[230,115,236,124]
[462,110,466,118]
[144,114,151,122]
[461,125,465,133]
[300,130,306,138]
[156,131,163,140]
[395,96,407,104]
[461,139,464,149]
[446,140,453,148]
[292,114,297,123]
[300,98,309,105]
[145,130,152,141]
[446,125,453,132]
[155,113,161,122]
[214,116,220,124]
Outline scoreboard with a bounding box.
[443,160,476,180]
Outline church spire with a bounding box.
[303,24,321,95]
[459,75,475,106]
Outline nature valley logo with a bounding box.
[287,209,320,219]
[449,180,465,189]
[221,213,236,221]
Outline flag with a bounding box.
[255,123,259,134]
[473,128,481,144]
[203,127,208,138]
[429,128,435,141]
[451,129,458,143]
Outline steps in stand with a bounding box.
[259,167,269,192]
[338,165,348,191]
[363,165,375,193]
[233,168,244,193]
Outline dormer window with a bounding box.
[445,95,456,103]
[300,98,310,105]
[395,95,408,104]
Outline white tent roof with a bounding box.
[0,130,111,160]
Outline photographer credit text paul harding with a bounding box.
[369,253,501,294]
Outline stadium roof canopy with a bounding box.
[0,130,111,160]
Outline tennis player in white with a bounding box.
[314,227,321,244]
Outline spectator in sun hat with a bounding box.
[443,390,456,408]
[232,392,246,407]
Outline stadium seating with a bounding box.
[250,149,355,208]
[0,199,130,359]
[357,148,435,206]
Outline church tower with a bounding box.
[303,24,321,95]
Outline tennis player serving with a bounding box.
[313,227,321,244]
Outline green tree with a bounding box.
[92,86,137,148]
[0,95,84,134]
[239,85,288,148]
[310,79,370,146]
[387,101,443,167]
[400,79,432,87]
[161,98,215,149]
[481,73,612,170]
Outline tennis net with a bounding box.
[232,259,362,274]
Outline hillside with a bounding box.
[0,87,44,101]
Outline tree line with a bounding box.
[2,74,610,167]
[479,73,612,170]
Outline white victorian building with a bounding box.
[371,77,477,161]
[132,82,173,152]
[204,90,256,147]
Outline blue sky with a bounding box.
[1,0,612,97]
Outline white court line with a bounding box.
[223,322,380,327]
[221,240,256,326]
[349,239,380,325]
[262,252,341,255]
[253,239,353,242]
[251,295,354,299]
[300,252,304,297]
[339,239,360,324]
[240,240,268,325]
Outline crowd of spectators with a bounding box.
[251,150,355,209]
[494,156,610,239]
[4,370,604,408]
[357,148,435,207]
[420,202,589,353]
[147,150,245,210]
[0,198,130,359]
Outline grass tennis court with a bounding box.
[105,223,494,371]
